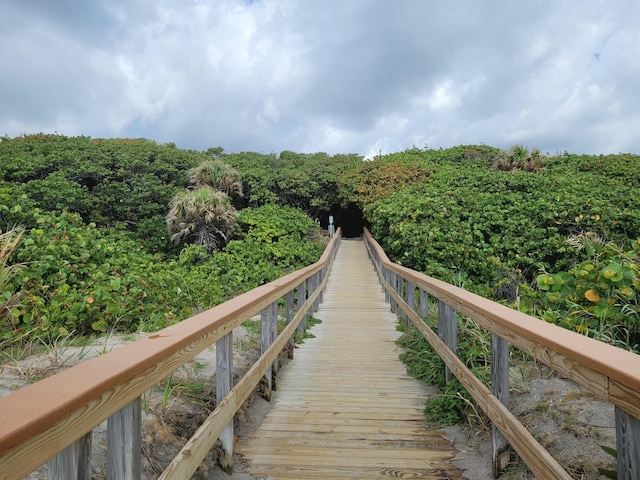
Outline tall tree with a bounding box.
[166,187,239,252]
[187,160,243,198]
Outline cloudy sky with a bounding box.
[2,0,639,158]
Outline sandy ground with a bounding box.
[1,330,617,479]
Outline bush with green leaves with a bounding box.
[1,204,323,345]
[345,147,640,303]
[536,234,640,349]
[0,134,205,253]
[223,150,363,219]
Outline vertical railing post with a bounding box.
[107,398,141,480]
[438,300,457,383]
[285,290,295,358]
[216,331,234,472]
[406,281,415,313]
[47,433,92,480]
[616,407,640,479]
[260,307,273,401]
[389,271,397,312]
[270,301,279,384]
[491,333,512,477]
[398,278,408,325]
[383,268,390,302]
[297,280,307,336]
[419,289,429,319]
[318,266,325,305]
[312,271,321,312]
[308,274,316,313]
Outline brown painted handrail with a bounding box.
[0,229,341,478]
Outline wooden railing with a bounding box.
[0,229,341,480]
[364,229,640,480]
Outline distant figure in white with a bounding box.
[328,215,335,237]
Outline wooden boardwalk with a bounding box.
[237,239,464,479]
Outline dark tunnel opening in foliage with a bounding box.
[331,204,369,238]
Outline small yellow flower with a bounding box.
[584,289,600,302]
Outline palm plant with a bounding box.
[166,187,239,252]
[187,160,243,198]
[0,228,24,327]
[492,145,545,172]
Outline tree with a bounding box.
[166,187,239,252]
[187,160,243,198]
[492,144,545,172]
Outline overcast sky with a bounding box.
[2,0,639,158]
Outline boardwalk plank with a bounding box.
[237,239,464,479]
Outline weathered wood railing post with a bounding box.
[383,267,390,302]
[318,266,326,305]
[47,433,92,480]
[296,280,307,337]
[107,398,141,479]
[406,280,415,313]
[216,331,234,472]
[438,300,457,383]
[260,305,274,400]
[491,333,512,476]
[312,271,321,313]
[270,301,279,383]
[285,290,295,358]
[389,271,398,312]
[419,289,429,319]
[308,274,316,313]
[615,407,640,479]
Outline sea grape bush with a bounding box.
[536,234,640,348]
[1,205,323,344]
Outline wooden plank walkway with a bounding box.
[237,239,464,479]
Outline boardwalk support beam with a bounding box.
[260,306,274,400]
[491,333,512,476]
[107,398,141,480]
[47,433,92,480]
[285,291,295,358]
[616,407,640,479]
[216,332,234,472]
[438,300,457,383]
[297,280,307,336]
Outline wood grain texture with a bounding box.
[237,239,464,480]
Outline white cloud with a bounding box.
[1,0,639,155]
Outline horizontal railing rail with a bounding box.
[363,228,640,479]
[0,229,341,480]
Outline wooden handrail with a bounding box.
[363,228,640,479]
[0,229,341,479]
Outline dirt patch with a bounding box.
[443,361,617,479]
[1,334,619,479]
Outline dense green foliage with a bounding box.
[0,135,329,346]
[1,205,322,344]
[342,146,640,341]
[0,134,206,252]
[221,150,363,219]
